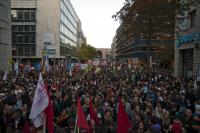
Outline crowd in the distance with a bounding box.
[0,61,200,133]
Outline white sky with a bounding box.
[70,0,124,48]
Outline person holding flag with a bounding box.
[29,73,53,133]
[117,98,132,133]
[88,97,100,132]
[89,98,99,125]
[74,97,89,133]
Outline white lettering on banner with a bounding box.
[35,81,48,105]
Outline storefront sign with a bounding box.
[176,32,200,47]
[47,49,56,55]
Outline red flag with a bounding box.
[89,98,99,125]
[23,121,36,133]
[117,99,131,133]
[45,85,54,133]
[77,97,89,129]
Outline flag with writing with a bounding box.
[29,73,49,128]
[117,98,131,133]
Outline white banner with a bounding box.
[29,73,49,128]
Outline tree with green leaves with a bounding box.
[75,44,97,61]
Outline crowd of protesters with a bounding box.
[0,61,200,133]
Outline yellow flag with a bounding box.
[95,67,101,74]
[8,57,14,65]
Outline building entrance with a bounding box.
[181,49,194,78]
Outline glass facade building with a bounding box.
[11,0,84,58]
[60,0,80,56]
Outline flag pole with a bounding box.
[74,116,77,133]
[43,113,46,133]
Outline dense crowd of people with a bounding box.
[0,61,200,133]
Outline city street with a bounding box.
[0,0,200,133]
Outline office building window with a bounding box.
[18,11,23,20]
[30,25,35,32]
[15,46,35,56]
[31,36,35,43]
[18,48,23,56]
[24,25,29,32]
[12,25,17,32]
[11,10,36,21]
[11,10,17,20]
[12,47,17,56]
[12,34,36,44]
[12,25,36,32]
[60,1,78,28]
[24,35,30,43]
[24,12,30,20]
[12,35,17,43]
[31,47,35,55]
[31,12,36,20]
[24,48,30,56]
[18,25,23,32]
[18,36,23,43]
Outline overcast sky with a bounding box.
[70,0,124,48]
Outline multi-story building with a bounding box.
[115,0,174,65]
[0,0,11,71]
[111,35,117,59]
[11,0,85,63]
[77,21,87,47]
[116,23,174,61]
[116,22,134,59]
[174,5,200,78]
